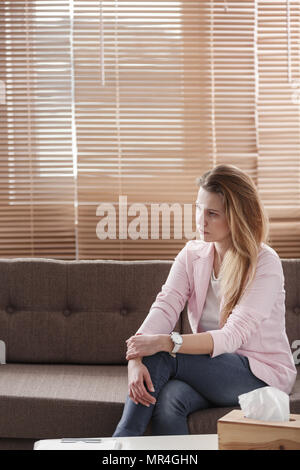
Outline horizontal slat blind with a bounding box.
[0,0,76,258]
[0,1,299,260]
[73,0,211,259]
[256,0,300,257]
[211,0,258,169]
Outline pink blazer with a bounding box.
[136,240,297,395]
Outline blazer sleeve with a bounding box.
[135,243,191,335]
[207,252,284,358]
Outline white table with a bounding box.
[34,434,218,450]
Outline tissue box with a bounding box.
[217,410,300,450]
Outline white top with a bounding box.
[198,266,222,332]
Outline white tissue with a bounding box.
[238,386,290,422]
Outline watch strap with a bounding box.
[171,342,181,354]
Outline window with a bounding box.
[0,0,299,259]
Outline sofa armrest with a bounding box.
[0,340,6,365]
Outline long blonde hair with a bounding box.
[196,164,270,328]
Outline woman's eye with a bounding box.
[195,205,217,216]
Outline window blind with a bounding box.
[0,0,76,258]
[255,0,300,257]
[73,0,211,260]
[0,0,299,260]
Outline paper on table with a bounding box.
[35,438,122,450]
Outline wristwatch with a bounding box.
[169,331,183,358]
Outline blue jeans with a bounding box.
[112,351,267,436]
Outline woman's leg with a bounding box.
[151,379,211,436]
[113,352,176,437]
[112,351,267,437]
[174,352,267,407]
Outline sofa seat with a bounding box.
[0,364,128,439]
[1,363,299,443]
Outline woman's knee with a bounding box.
[142,351,172,372]
[153,379,192,420]
[142,351,170,364]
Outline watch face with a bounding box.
[172,332,183,345]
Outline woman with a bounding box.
[113,164,297,437]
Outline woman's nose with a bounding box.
[198,213,208,228]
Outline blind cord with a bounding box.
[100,0,105,86]
[287,0,292,83]
[254,0,260,153]
[69,0,79,260]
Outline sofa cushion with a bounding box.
[289,367,300,413]
[0,258,180,365]
[0,363,299,441]
[281,259,300,351]
[0,364,128,439]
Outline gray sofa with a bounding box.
[0,256,299,450]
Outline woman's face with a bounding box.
[195,187,231,242]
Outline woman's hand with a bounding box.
[125,334,162,361]
[128,359,156,407]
